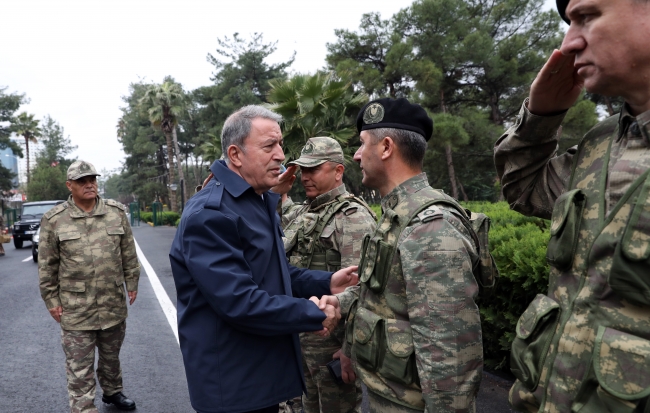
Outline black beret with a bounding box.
[356,97,434,142]
[557,0,570,24]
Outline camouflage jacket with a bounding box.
[38,196,140,331]
[336,174,482,412]
[281,184,377,271]
[495,101,650,413]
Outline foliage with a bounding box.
[0,87,25,156]
[140,211,180,226]
[11,111,42,183]
[463,201,550,370]
[0,165,16,193]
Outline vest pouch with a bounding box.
[378,318,419,386]
[609,183,650,306]
[325,249,342,272]
[358,234,375,284]
[546,189,586,271]
[345,298,359,346]
[309,251,328,271]
[352,307,384,371]
[510,294,561,391]
[362,239,394,294]
[586,327,650,413]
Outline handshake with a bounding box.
[309,264,358,336]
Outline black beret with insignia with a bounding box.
[356,97,434,142]
[557,0,570,24]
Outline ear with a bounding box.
[380,136,395,161]
[66,181,73,192]
[334,163,345,181]
[227,145,243,168]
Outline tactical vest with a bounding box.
[509,115,650,413]
[348,185,488,407]
[284,194,372,271]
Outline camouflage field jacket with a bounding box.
[38,196,140,331]
[336,174,483,412]
[495,100,650,413]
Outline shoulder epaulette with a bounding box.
[412,204,445,224]
[106,199,128,212]
[344,195,377,219]
[44,202,68,220]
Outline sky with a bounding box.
[1,0,558,175]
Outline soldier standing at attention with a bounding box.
[320,98,484,412]
[278,137,377,413]
[494,0,650,411]
[38,160,139,413]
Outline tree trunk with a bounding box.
[164,132,178,212]
[458,177,468,201]
[25,136,30,184]
[172,127,188,207]
[444,144,459,200]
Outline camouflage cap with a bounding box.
[67,160,101,181]
[288,137,345,168]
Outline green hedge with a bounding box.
[139,211,180,226]
[463,201,550,370]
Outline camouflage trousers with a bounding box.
[289,332,362,413]
[366,390,423,413]
[61,321,126,413]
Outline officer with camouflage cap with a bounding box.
[39,160,140,413]
[318,98,484,412]
[495,0,650,411]
[277,136,376,413]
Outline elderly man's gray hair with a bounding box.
[221,105,282,161]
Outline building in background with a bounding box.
[9,137,42,185]
[0,147,20,188]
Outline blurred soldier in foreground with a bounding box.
[320,98,484,412]
[38,161,140,413]
[278,137,376,413]
[494,0,650,411]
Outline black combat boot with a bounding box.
[102,391,136,410]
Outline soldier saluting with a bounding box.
[277,136,377,413]
[39,160,140,413]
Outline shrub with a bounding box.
[463,201,550,370]
[138,211,179,226]
[369,204,382,219]
[175,218,181,227]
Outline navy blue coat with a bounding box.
[170,160,332,413]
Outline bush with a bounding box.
[369,204,382,219]
[139,211,179,226]
[175,218,181,227]
[463,201,550,370]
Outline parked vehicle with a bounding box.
[13,200,65,249]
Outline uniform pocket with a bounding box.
[361,239,394,294]
[106,226,124,236]
[590,327,650,413]
[352,307,384,371]
[59,279,86,311]
[609,183,650,306]
[378,318,418,386]
[546,189,585,271]
[510,294,561,391]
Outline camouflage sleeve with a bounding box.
[335,285,360,358]
[38,217,61,310]
[494,99,574,219]
[400,210,482,413]
[280,197,303,229]
[336,205,377,268]
[120,211,140,292]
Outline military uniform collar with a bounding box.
[67,195,106,218]
[617,104,650,143]
[381,173,429,211]
[307,184,348,211]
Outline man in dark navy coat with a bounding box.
[169,105,359,413]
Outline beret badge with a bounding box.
[363,103,385,125]
[302,142,315,154]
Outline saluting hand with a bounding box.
[528,50,584,116]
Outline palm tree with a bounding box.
[11,112,42,184]
[266,71,368,163]
[140,81,187,212]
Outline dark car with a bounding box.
[13,200,65,249]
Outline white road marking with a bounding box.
[133,238,179,345]
[22,256,32,262]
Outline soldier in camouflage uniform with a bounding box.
[278,137,377,413]
[494,0,650,411]
[320,98,484,412]
[38,161,140,413]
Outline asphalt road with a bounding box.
[0,224,514,413]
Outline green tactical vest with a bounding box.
[509,115,650,413]
[347,182,483,407]
[284,194,371,272]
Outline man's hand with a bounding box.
[333,349,356,384]
[318,295,340,310]
[48,306,62,323]
[330,266,358,294]
[309,297,341,337]
[271,165,298,199]
[128,291,137,305]
[528,50,584,116]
